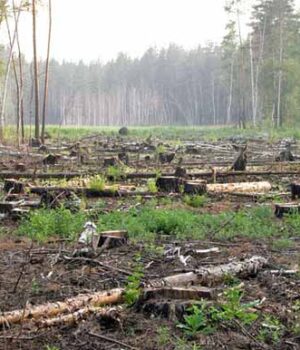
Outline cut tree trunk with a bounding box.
[207,181,271,194]
[0,288,123,326]
[156,176,183,193]
[184,181,207,195]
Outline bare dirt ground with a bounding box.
[0,131,299,349]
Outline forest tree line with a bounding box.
[1,0,300,138]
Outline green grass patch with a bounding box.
[18,207,86,242]
[97,205,297,242]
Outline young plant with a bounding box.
[212,286,258,325]
[177,303,214,337]
[147,179,158,193]
[88,175,106,191]
[183,195,207,208]
[258,315,284,344]
[124,259,144,306]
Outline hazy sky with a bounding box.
[7,0,300,63]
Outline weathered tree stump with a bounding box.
[15,163,26,172]
[275,203,300,218]
[118,127,129,136]
[38,145,48,153]
[43,154,60,165]
[93,230,128,250]
[118,152,129,165]
[276,144,295,162]
[29,138,42,148]
[4,179,24,194]
[184,180,207,195]
[232,145,247,171]
[174,166,187,178]
[291,182,300,199]
[158,152,175,164]
[156,176,183,193]
[103,157,118,167]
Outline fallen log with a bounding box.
[152,256,268,287]
[207,181,271,194]
[35,306,122,328]
[0,288,123,326]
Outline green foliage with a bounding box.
[212,286,258,325]
[124,258,144,306]
[157,326,171,347]
[106,165,125,182]
[31,278,41,295]
[88,175,106,191]
[177,303,215,337]
[97,205,299,242]
[258,315,284,344]
[272,238,293,250]
[183,195,207,208]
[18,207,86,242]
[44,346,60,350]
[147,179,158,193]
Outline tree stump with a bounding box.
[232,145,247,171]
[174,166,187,178]
[184,181,207,195]
[118,127,129,136]
[275,203,300,218]
[103,157,118,167]
[158,152,175,164]
[4,179,24,194]
[43,154,60,165]
[291,182,300,199]
[156,176,183,193]
[118,152,129,165]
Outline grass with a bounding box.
[5,125,300,144]
[183,195,208,208]
[16,201,300,243]
[18,207,86,242]
[88,175,106,191]
[97,204,300,242]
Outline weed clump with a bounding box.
[18,207,86,242]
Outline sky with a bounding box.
[15,0,228,62]
[6,0,300,63]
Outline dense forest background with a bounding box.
[1,0,300,129]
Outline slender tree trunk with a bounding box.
[32,0,40,140]
[13,0,25,143]
[0,6,22,143]
[276,16,284,128]
[5,15,21,146]
[41,0,52,143]
[227,56,234,125]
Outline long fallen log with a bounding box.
[0,288,123,326]
[207,181,271,194]
[35,306,122,328]
[151,256,268,287]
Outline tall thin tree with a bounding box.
[32,0,40,141]
[41,0,52,143]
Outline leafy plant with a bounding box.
[183,195,207,208]
[124,260,144,306]
[258,315,284,344]
[88,175,106,191]
[147,179,158,193]
[177,303,214,337]
[212,286,258,325]
[106,165,125,181]
[18,207,86,242]
[157,326,171,347]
